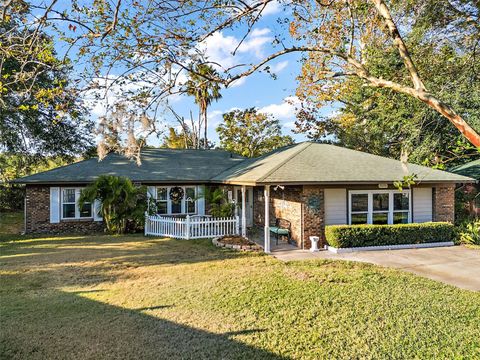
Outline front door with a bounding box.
[234,186,253,227]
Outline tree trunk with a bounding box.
[203,101,208,149]
[416,91,480,147]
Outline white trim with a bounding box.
[348,189,411,225]
[49,187,60,223]
[326,241,454,253]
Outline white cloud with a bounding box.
[258,96,300,120]
[269,60,289,73]
[229,77,247,88]
[198,28,273,71]
[262,0,283,16]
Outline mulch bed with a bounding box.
[213,236,262,251]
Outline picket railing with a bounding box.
[145,214,240,239]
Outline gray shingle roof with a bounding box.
[14,148,245,184]
[14,142,475,185]
[213,142,475,184]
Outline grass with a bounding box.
[0,234,479,359]
[0,212,23,235]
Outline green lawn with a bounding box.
[0,234,479,359]
[0,212,23,235]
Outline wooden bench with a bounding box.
[269,218,291,245]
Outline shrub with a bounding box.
[457,221,480,245]
[79,175,147,234]
[325,222,454,248]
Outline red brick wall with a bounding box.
[301,186,325,249]
[433,184,455,223]
[253,185,325,249]
[271,186,303,246]
[25,185,104,234]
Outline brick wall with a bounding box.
[433,184,455,223]
[253,185,325,249]
[271,186,303,246]
[25,185,104,234]
[301,186,325,249]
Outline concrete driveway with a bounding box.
[273,245,480,291]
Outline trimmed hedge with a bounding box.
[325,222,454,248]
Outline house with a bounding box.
[15,142,474,251]
[450,158,480,218]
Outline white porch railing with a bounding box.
[145,214,240,239]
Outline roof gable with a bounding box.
[214,142,474,184]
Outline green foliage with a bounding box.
[455,184,480,224]
[0,5,93,158]
[204,187,235,218]
[185,64,222,147]
[79,175,146,234]
[295,3,480,168]
[325,222,454,248]
[0,154,71,211]
[217,108,294,157]
[457,221,480,246]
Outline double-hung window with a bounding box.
[61,188,92,219]
[349,190,411,225]
[155,186,197,215]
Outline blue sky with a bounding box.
[50,1,337,146]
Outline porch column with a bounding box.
[264,185,271,253]
[241,185,247,238]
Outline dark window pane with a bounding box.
[157,201,167,214]
[80,203,92,218]
[351,213,368,224]
[373,193,389,211]
[351,194,368,212]
[393,212,409,224]
[63,189,75,203]
[171,201,182,214]
[186,188,195,201]
[63,204,75,218]
[187,201,195,214]
[394,193,409,211]
[372,212,388,224]
[157,188,167,201]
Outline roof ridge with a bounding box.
[257,142,312,183]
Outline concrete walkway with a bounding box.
[271,244,480,291]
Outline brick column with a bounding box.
[301,186,325,249]
[432,184,455,223]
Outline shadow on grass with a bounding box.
[0,235,251,271]
[0,285,282,359]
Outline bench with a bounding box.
[269,218,291,245]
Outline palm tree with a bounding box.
[185,65,222,149]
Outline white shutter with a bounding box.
[93,200,103,221]
[147,186,156,199]
[50,187,60,223]
[197,185,205,215]
[324,188,347,225]
[413,187,433,223]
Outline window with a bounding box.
[349,190,410,225]
[156,187,168,214]
[61,188,92,219]
[185,187,196,214]
[155,186,197,215]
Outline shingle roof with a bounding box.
[449,159,480,180]
[14,148,245,184]
[14,142,475,185]
[213,142,475,184]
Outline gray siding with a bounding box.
[324,188,347,225]
[413,187,433,222]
